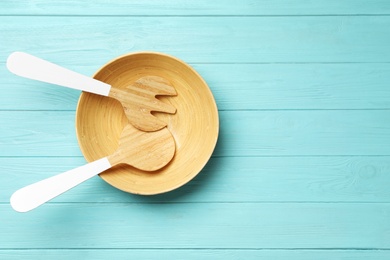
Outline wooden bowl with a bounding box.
[75,52,219,195]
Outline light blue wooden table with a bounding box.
[1,1,390,259]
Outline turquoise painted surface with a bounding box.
[1,0,390,259]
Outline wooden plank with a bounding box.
[2,156,390,203]
[218,110,390,156]
[203,64,390,110]
[1,203,389,248]
[0,111,81,157]
[2,0,390,15]
[0,249,389,260]
[1,110,389,157]
[0,79,80,111]
[0,16,390,63]
[2,64,390,111]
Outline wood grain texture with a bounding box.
[107,76,177,132]
[2,156,390,203]
[1,0,390,258]
[1,203,390,249]
[1,16,390,63]
[105,125,175,171]
[2,0,390,15]
[1,110,389,156]
[3,64,390,111]
[0,250,390,260]
[0,111,80,156]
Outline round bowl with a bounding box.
[75,52,219,195]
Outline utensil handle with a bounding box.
[10,157,112,213]
[6,51,111,96]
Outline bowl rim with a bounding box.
[75,51,219,195]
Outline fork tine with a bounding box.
[109,75,178,131]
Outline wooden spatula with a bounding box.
[7,52,177,132]
[10,123,176,213]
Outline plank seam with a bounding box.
[1,155,390,158]
[1,14,390,17]
[0,248,389,250]
[3,62,390,65]
[1,109,390,112]
[1,202,390,205]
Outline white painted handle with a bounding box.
[10,157,112,213]
[6,52,111,96]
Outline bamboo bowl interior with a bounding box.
[75,52,219,195]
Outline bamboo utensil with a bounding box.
[7,52,176,132]
[10,124,176,212]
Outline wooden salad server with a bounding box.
[7,52,177,132]
[10,124,176,213]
